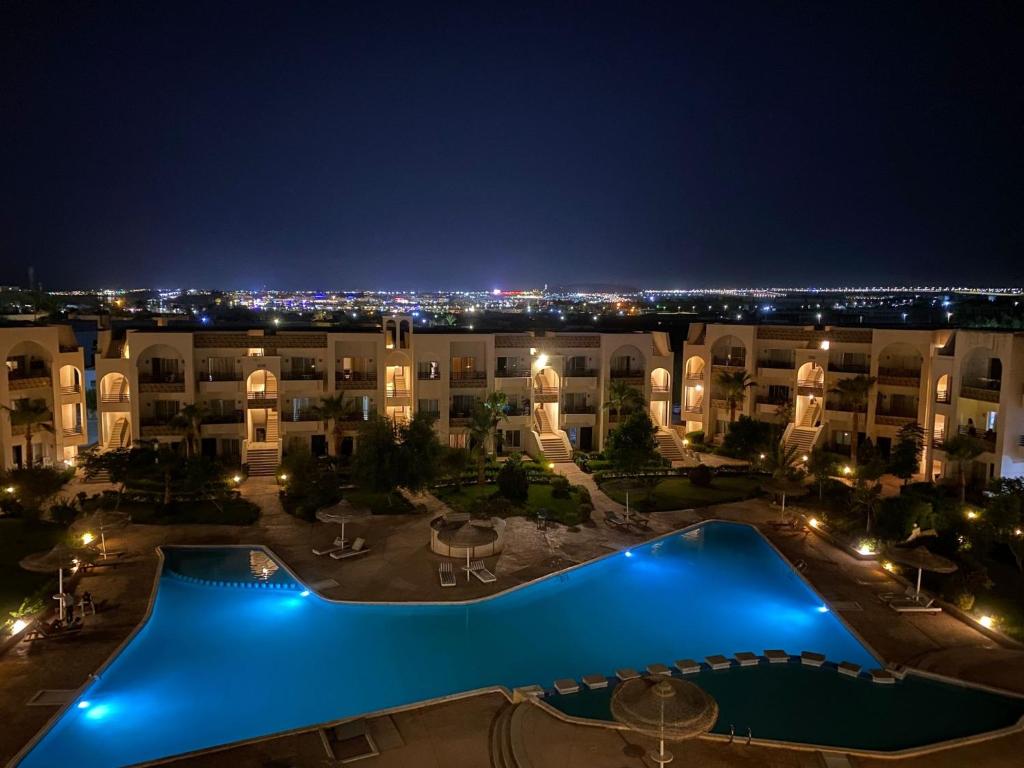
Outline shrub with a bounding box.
[550,475,571,499]
[688,464,713,488]
[469,494,516,518]
[685,430,704,444]
[496,455,529,502]
[875,496,937,541]
[48,496,79,527]
[577,502,593,524]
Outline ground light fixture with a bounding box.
[4,485,14,494]
[978,615,997,630]
[81,532,95,546]
[279,474,288,482]
[233,475,242,484]
[808,517,820,529]
[801,454,809,462]
[965,510,979,521]
[842,466,852,475]
[857,541,876,556]
[10,619,27,635]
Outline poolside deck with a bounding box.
[2,476,1024,767]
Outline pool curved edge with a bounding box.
[531,681,1024,760]
[8,519,1023,767]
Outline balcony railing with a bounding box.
[282,371,324,381]
[935,390,951,404]
[495,369,529,379]
[200,372,242,382]
[246,390,278,403]
[60,384,81,395]
[450,371,486,382]
[100,392,130,404]
[651,385,670,394]
[757,359,794,370]
[203,411,244,424]
[386,387,411,398]
[828,362,871,374]
[877,367,921,384]
[449,412,474,426]
[825,399,865,413]
[562,403,595,414]
[417,371,443,381]
[875,405,918,418]
[62,426,84,437]
[684,371,705,382]
[563,368,597,378]
[7,367,51,381]
[797,378,824,390]
[610,368,644,379]
[755,395,790,407]
[932,431,946,448]
[281,410,319,422]
[711,357,745,368]
[139,373,185,384]
[503,405,529,416]
[961,377,1001,391]
[336,371,377,388]
[957,425,997,450]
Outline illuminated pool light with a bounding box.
[84,704,111,720]
[300,590,310,597]
[77,701,90,709]
[624,550,633,558]
[817,606,830,613]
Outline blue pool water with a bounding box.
[20,522,880,767]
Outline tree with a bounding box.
[607,411,660,477]
[311,392,360,460]
[172,402,209,459]
[889,422,925,484]
[469,392,508,484]
[398,411,443,492]
[719,415,772,460]
[943,434,985,503]
[851,479,882,534]
[352,414,401,502]
[440,447,471,490]
[496,452,529,502]
[603,380,645,423]
[807,448,837,500]
[714,371,755,423]
[763,441,801,480]
[2,398,53,468]
[828,375,876,463]
[81,447,136,509]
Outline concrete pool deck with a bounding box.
[2,476,1024,767]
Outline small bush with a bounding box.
[577,502,593,524]
[48,496,79,527]
[496,455,529,502]
[550,475,571,498]
[469,494,517,518]
[688,464,713,488]
[685,430,705,444]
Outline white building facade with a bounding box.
[1,325,89,470]
[683,323,1024,483]
[95,319,677,474]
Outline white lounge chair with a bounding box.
[312,537,348,557]
[330,537,370,560]
[889,597,941,613]
[605,511,628,528]
[439,561,456,588]
[468,560,496,583]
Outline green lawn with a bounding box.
[84,496,260,525]
[436,482,586,525]
[0,519,63,621]
[600,475,761,512]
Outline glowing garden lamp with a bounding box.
[11,619,28,635]
[81,532,95,546]
[233,475,242,484]
[842,466,852,475]
[808,517,820,529]
[978,615,996,630]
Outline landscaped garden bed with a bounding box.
[599,474,761,511]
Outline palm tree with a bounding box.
[829,375,876,463]
[764,441,801,480]
[943,434,985,503]
[2,398,53,468]
[311,392,360,459]
[469,392,508,484]
[603,380,645,423]
[171,402,209,459]
[851,479,882,534]
[715,371,755,423]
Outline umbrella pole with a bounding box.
[466,549,470,582]
[916,567,923,599]
[100,528,108,559]
[58,566,63,595]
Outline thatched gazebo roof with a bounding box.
[611,676,718,741]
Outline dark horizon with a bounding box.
[2,2,1021,290]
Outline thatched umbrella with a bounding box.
[760,477,808,519]
[611,676,718,766]
[450,522,496,582]
[316,502,355,546]
[20,543,91,595]
[887,545,957,600]
[72,509,130,558]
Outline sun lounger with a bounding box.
[513,684,545,699]
[312,537,349,557]
[674,659,701,675]
[553,678,580,695]
[330,538,370,560]
[605,511,628,528]
[628,514,651,530]
[23,619,83,642]
[468,560,496,583]
[889,597,941,613]
[439,561,456,588]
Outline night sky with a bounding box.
[1,2,1021,290]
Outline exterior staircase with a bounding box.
[532,407,572,463]
[783,425,820,457]
[246,447,279,476]
[655,428,686,462]
[107,417,130,449]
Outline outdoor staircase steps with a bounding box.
[784,425,820,458]
[489,702,518,768]
[247,447,279,476]
[534,407,572,462]
[655,429,685,462]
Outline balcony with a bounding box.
[386,387,411,399]
[757,359,794,370]
[684,370,705,382]
[200,372,242,382]
[281,410,319,423]
[825,399,865,413]
[100,392,130,404]
[503,404,529,417]
[449,411,474,427]
[62,425,84,438]
[874,405,918,426]
[417,371,443,381]
[932,431,946,449]
[563,368,597,378]
[683,400,704,414]
[935,390,952,404]
[450,371,487,387]
[246,390,278,408]
[711,357,745,370]
[534,385,558,402]
[203,411,244,424]
[755,396,790,407]
[282,371,325,382]
[336,371,377,389]
[140,418,186,437]
[139,373,185,393]
[7,373,51,391]
[60,384,81,395]
[796,378,824,395]
[957,425,997,451]
[877,367,921,387]
[960,378,1001,403]
[828,361,871,374]
[495,369,530,379]
[562,403,596,415]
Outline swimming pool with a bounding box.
[18,522,888,767]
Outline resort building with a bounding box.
[0,325,89,470]
[683,323,1024,483]
[94,319,676,474]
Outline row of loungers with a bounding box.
[439,559,496,587]
[311,537,372,560]
[538,651,896,695]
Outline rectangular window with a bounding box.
[154,400,179,421]
[451,394,478,416]
[418,398,440,416]
[565,356,587,373]
[451,356,477,379]
[292,397,314,419]
[501,429,522,448]
[449,433,469,449]
[207,357,235,381]
[767,385,790,403]
[220,438,240,458]
[417,361,440,380]
[496,356,524,376]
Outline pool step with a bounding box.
[489,702,521,768]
